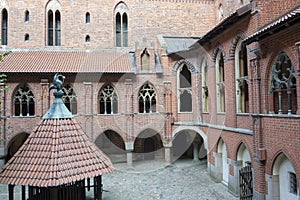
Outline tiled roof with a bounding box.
[0,50,133,73]
[0,118,114,187]
[244,5,300,44]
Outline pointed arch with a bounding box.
[138,83,157,113]
[45,0,62,46]
[98,84,118,114]
[211,42,226,63]
[141,48,150,71]
[13,84,35,117]
[229,30,248,58]
[114,2,129,47]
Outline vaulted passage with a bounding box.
[172,131,206,162]
[95,130,126,163]
[5,132,29,163]
[134,129,163,161]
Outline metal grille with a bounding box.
[239,163,253,200]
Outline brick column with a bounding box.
[40,79,49,117]
[213,152,223,182]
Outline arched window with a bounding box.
[235,40,249,113]
[24,10,29,22]
[216,51,225,112]
[138,84,156,113]
[178,64,192,112]
[47,10,53,46]
[85,35,90,42]
[14,85,35,116]
[62,85,77,115]
[201,59,209,112]
[269,52,296,114]
[114,3,129,47]
[141,48,150,71]
[1,9,8,45]
[55,10,61,46]
[99,84,118,114]
[85,12,90,24]
[24,33,29,41]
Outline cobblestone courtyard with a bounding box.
[0,160,238,200]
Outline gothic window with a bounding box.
[55,11,61,46]
[201,59,209,112]
[1,9,8,45]
[235,40,249,113]
[269,52,296,114]
[47,9,61,46]
[24,10,29,22]
[178,64,192,112]
[85,12,90,24]
[216,51,225,112]
[138,84,156,113]
[14,85,35,117]
[62,85,77,115]
[141,48,150,71]
[114,3,128,47]
[99,84,118,114]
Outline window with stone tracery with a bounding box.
[62,85,77,115]
[13,85,35,117]
[178,64,192,112]
[138,84,156,113]
[235,40,249,113]
[99,84,118,114]
[269,52,296,114]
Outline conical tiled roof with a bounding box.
[0,74,114,187]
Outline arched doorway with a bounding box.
[134,129,163,161]
[237,143,251,167]
[172,130,207,163]
[270,153,298,200]
[6,132,29,163]
[217,138,229,185]
[95,130,126,163]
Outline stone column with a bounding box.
[228,160,243,196]
[295,42,300,115]
[125,141,134,168]
[193,142,199,162]
[213,152,223,182]
[265,174,280,200]
[164,141,172,166]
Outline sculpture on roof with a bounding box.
[49,73,65,93]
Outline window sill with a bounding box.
[12,115,36,118]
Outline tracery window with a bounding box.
[141,48,150,71]
[289,172,297,194]
[138,84,156,113]
[99,84,118,114]
[235,40,249,113]
[201,59,209,112]
[269,52,296,114]
[178,64,192,112]
[115,3,128,47]
[1,9,8,45]
[216,51,225,112]
[14,85,35,116]
[62,85,77,115]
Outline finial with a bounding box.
[49,73,65,98]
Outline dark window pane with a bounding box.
[2,9,8,45]
[48,11,53,46]
[180,90,192,112]
[55,11,61,46]
[123,13,128,47]
[116,13,121,47]
[180,65,191,88]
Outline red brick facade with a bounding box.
[0,0,299,199]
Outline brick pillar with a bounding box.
[84,82,93,115]
[40,79,49,117]
[163,141,172,166]
[213,152,223,182]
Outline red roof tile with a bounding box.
[0,118,114,187]
[0,50,133,73]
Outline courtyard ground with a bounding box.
[0,159,238,200]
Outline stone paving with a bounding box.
[0,159,238,200]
